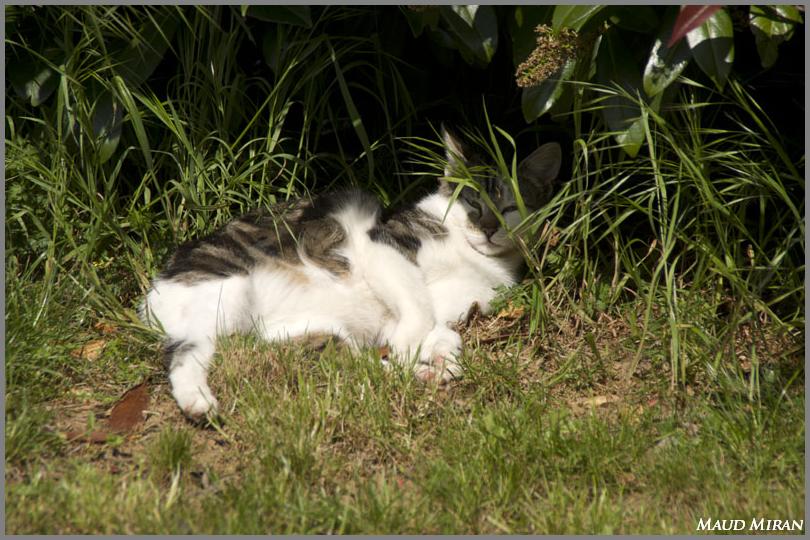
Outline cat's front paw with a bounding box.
[173,384,219,420]
[414,357,463,385]
[421,325,462,361]
[415,326,463,384]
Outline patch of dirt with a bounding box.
[41,380,249,488]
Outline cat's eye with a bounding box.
[501,205,518,215]
[466,199,482,213]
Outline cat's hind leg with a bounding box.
[165,338,219,418]
[145,276,248,419]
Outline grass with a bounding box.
[4,270,804,534]
[5,5,804,535]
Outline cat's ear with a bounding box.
[518,142,562,188]
[441,124,468,178]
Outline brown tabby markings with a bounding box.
[159,191,450,285]
[369,208,448,264]
[160,198,353,283]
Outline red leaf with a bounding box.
[667,5,723,48]
[107,382,149,433]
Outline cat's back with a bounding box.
[157,190,382,285]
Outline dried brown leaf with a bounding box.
[93,321,118,335]
[107,382,149,433]
[70,339,107,361]
[496,303,525,321]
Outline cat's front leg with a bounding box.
[357,242,437,357]
[413,325,463,384]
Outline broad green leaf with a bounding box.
[92,91,123,164]
[686,8,734,91]
[552,5,605,31]
[401,6,440,38]
[247,6,312,28]
[643,9,691,97]
[521,60,575,122]
[750,5,802,68]
[440,5,498,65]
[6,5,24,36]
[11,64,59,107]
[262,27,286,75]
[596,31,646,157]
[8,48,62,107]
[750,5,801,37]
[509,6,554,66]
[111,13,178,87]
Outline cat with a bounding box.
[142,127,562,419]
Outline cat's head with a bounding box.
[439,126,562,256]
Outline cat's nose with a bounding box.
[482,226,498,239]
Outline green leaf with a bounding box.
[5,5,25,36]
[247,6,312,28]
[686,8,734,91]
[91,91,123,164]
[596,30,646,157]
[440,5,498,66]
[113,76,153,171]
[401,6,440,38]
[8,48,62,107]
[509,6,554,66]
[750,5,802,69]
[110,12,178,87]
[262,26,286,75]
[329,42,374,182]
[521,60,576,122]
[643,9,691,97]
[552,5,605,31]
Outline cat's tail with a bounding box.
[327,190,381,262]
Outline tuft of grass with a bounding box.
[149,428,194,478]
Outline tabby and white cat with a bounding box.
[142,128,562,418]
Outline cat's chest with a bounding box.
[417,238,518,324]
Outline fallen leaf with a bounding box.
[496,303,525,320]
[107,382,149,433]
[579,395,619,408]
[378,345,390,359]
[93,321,118,335]
[70,339,107,361]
